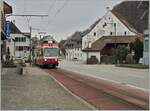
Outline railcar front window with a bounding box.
[44,48,59,57]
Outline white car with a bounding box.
[139,58,143,64]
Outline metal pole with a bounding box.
[0,6,2,68]
[114,23,117,64]
[6,14,48,18]
[14,39,15,59]
[30,26,32,66]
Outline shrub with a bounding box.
[115,45,129,64]
[130,39,143,63]
[126,54,134,64]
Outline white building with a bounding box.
[64,31,84,61]
[143,29,149,65]
[65,47,83,60]
[6,33,30,61]
[82,10,139,62]
[82,10,138,49]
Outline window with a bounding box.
[124,31,127,35]
[24,46,30,51]
[44,48,59,57]
[15,37,19,42]
[19,46,23,51]
[23,37,26,42]
[103,22,106,28]
[41,49,43,56]
[15,46,30,51]
[110,32,113,35]
[15,46,23,51]
[93,32,96,36]
[15,37,26,42]
[144,39,149,51]
[15,46,19,51]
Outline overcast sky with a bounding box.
[4,0,122,41]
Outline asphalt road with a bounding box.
[59,60,149,89]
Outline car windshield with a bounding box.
[44,48,59,57]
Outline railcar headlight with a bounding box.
[44,59,47,61]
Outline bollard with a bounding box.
[20,67,23,75]
[17,64,23,75]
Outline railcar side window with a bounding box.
[41,49,43,56]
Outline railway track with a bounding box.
[44,68,149,110]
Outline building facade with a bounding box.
[82,10,137,50]
[64,31,89,61]
[82,1,148,63]
[65,47,83,61]
[82,10,138,62]
[1,1,12,62]
[143,29,149,65]
[6,33,30,61]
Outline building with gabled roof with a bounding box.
[63,18,101,61]
[64,31,83,60]
[82,9,138,50]
[81,1,148,63]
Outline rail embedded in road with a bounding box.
[44,68,149,110]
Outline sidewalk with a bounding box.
[1,66,92,110]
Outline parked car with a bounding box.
[139,58,143,64]
[14,58,26,67]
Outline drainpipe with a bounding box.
[0,8,1,67]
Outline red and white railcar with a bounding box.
[33,39,60,68]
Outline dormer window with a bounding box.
[93,32,96,36]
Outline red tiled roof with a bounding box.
[82,35,143,52]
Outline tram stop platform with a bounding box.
[1,66,93,110]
